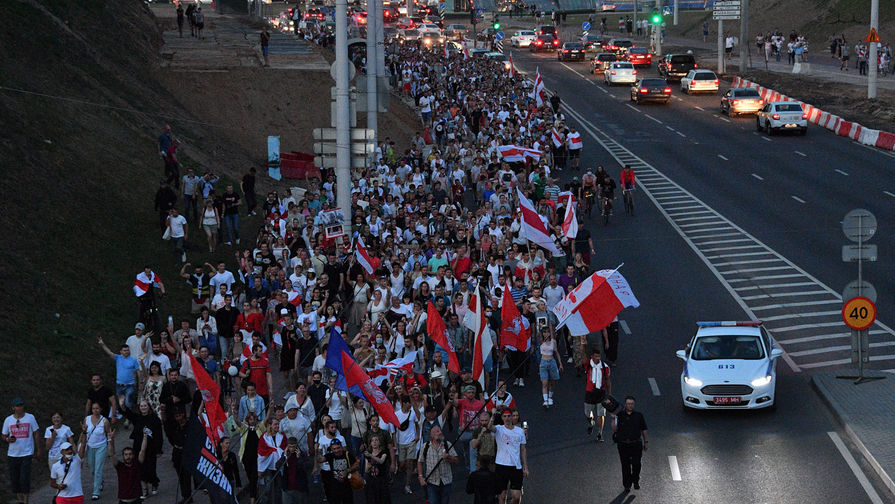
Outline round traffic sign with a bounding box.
[582,21,591,30]
[495,31,505,41]
[439,2,446,9]
[842,280,877,304]
[662,6,671,15]
[842,209,877,243]
[842,297,877,331]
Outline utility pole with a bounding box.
[717,19,725,74]
[407,0,414,19]
[376,0,386,110]
[868,0,879,99]
[739,0,748,70]
[673,0,678,25]
[335,0,352,236]
[632,0,637,36]
[366,0,378,146]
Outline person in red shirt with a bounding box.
[239,344,273,405]
[450,245,472,279]
[455,385,484,474]
[164,140,181,189]
[235,302,264,342]
[110,435,147,502]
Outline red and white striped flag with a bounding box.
[508,53,516,77]
[497,144,542,163]
[464,292,493,388]
[462,40,470,60]
[567,131,583,150]
[530,67,545,106]
[551,127,563,148]
[444,41,450,59]
[558,190,577,208]
[500,285,531,351]
[133,271,161,297]
[368,350,419,385]
[355,237,375,275]
[552,268,640,336]
[561,198,578,240]
[516,187,564,256]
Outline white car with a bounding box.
[417,23,442,36]
[511,30,537,47]
[604,62,637,85]
[676,321,784,410]
[680,69,719,94]
[757,101,808,135]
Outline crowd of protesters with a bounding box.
[3,20,658,504]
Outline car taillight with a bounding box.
[758,99,764,104]
[536,41,543,46]
[632,70,637,74]
[694,63,698,68]
[714,79,719,85]
[553,40,559,45]
[801,113,808,119]
[610,70,616,74]
[663,88,672,93]
[639,88,648,93]
[564,49,570,52]
[772,113,780,120]
[730,99,738,105]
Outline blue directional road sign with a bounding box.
[662,6,671,15]
[476,7,484,13]
[495,31,505,41]
[582,21,591,31]
[439,2,446,10]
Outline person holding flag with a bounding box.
[500,286,531,387]
[426,302,461,375]
[566,125,582,170]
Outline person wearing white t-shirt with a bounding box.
[166,208,189,263]
[125,322,151,365]
[49,441,86,504]
[3,398,41,504]
[419,95,432,124]
[488,408,528,504]
[209,262,237,294]
[44,413,75,470]
[394,396,419,495]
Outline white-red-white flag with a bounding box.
[368,351,418,385]
[552,268,640,336]
[133,271,161,297]
[516,187,565,256]
[567,131,583,150]
[562,198,578,240]
[530,68,545,106]
[508,54,516,77]
[464,292,492,388]
[355,237,375,274]
[444,41,450,59]
[462,40,470,60]
[551,127,563,148]
[497,145,542,163]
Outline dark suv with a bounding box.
[657,53,697,80]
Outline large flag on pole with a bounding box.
[426,301,461,373]
[465,292,493,388]
[187,354,226,444]
[367,351,419,386]
[500,285,531,351]
[497,145,542,163]
[531,67,545,106]
[516,187,564,256]
[355,237,376,275]
[183,417,239,504]
[552,267,640,336]
[561,198,578,240]
[508,53,516,77]
[325,330,400,426]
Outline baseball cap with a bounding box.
[11,397,24,406]
[59,442,73,451]
[135,322,146,331]
[463,385,476,393]
[429,370,444,380]
[280,308,289,315]
[425,405,437,414]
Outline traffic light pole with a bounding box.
[366,0,378,146]
[717,19,725,74]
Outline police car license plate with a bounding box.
[713,396,741,405]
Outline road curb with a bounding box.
[811,374,895,498]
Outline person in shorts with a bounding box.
[3,398,41,504]
[487,408,527,504]
[584,350,611,442]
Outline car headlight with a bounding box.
[750,375,773,387]
[683,376,702,387]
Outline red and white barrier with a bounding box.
[731,76,895,152]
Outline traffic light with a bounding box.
[470,9,476,24]
[650,11,662,24]
[493,19,500,30]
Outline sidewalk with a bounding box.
[813,372,895,498]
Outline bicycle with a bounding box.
[601,196,613,226]
[622,187,635,216]
[583,189,596,217]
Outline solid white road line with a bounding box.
[835,169,849,176]
[792,196,806,203]
[717,116,731,122]
[762,136,772,142]
[752,173,763,180]
[619,320,631,334]
[668,456,682,481]
[676,131,686,137]
[645,114,662,124]
[718,154,729,160]
[827,431,885,504]
[666,125,675,131]
[694,105,704,111]
[795,151,807,157]
[625,103,641,113]
[885,191,895,198]
[648,377,661,396]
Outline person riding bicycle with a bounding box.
[581,168,599,214]
[598,174,616,215]
[620,164,635,191]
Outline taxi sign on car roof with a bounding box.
[696,321,763,327]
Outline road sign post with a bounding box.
[837,209,884,384]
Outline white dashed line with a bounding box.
[625,104,641,113]
[792,196,806,203]
[597,86,608,94]
[828,432,885,504]
[619,320,631,334]
[666,125,675,131]
[752,174,764,180]
[668,456,682,481]
[718,154,729,161]
[795,151,807,157]
[835,169,849,176]
[676,131,686,137]
[885,191,895,198]
[694,106,704,111]
[717,115,731,122]
[761,136,772,142]
[648,377,661,396]
[674,96,683,101]
[645,114,662,124]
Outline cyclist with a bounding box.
[620,164,635,214]
[581,168,598,215]
[598,173,616,216]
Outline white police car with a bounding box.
[676,321,784,410]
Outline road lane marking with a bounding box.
[648,378,661,396]
[597,86,609,94]
[795,151,807,157]
[885,191,895,198]
[666,125,675,131]
[827,432,885,504]
[694,106,704,111]
[835,169,849,176]
[715,115,731,122]
[668,456,682,481]
[761,136,772,142]
[676,131,686,137]
[645,114,662,124]
[792,196,806,203]
[619,320,631,334]
[751,173,764,180]
[625,104,641,113]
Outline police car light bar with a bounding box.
[696,321,763,327]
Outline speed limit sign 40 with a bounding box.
[842,296,877,330]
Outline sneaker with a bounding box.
[404,485,413,494]
[92,496,99,501]
[519,379,525,387]
[152,487,159,496]
[542,400,548,408]
[547,397,554,406]
[181,252,187,263]
[596,432,604,442]
[224,241,232,246]
[566,357,573,364]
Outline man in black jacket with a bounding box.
[466,455,497,503]
[610,396,649,492]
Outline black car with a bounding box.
[590,52,618,74]
[657,53,698,81]
[557,42,585,61]
[530,34,560,52]
[607,38,633,55]
[536,25,557,37]
[630,78,671,104]
[580,34,604,52]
